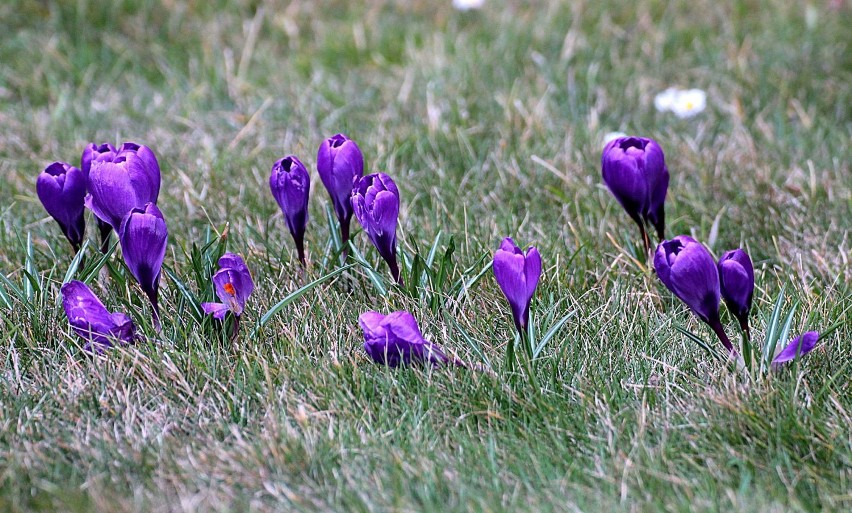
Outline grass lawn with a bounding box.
[0,0,849,511]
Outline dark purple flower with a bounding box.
[601,136,669,252]
[359,311,449,367]
[493,238,542,334]
[85,143,161,231]
[36,162,87,252]
[119,203,168,328]
[772,331,819,368]
[61,280,136,353]
[317,133,364,251]
[718,248,754,336]
[81,142,117,177]
[351,173,402,284]
[201,253,254,320]
[270,155,310,265]
[654,236,733,352]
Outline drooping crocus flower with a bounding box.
[358,311,450,367]
[119,203,168,328]
[654,236,733,353]
[718,249,754,338]
[351,173,402,284]
[86,144,161,231]
[270,155,310,265]
[493,237,542,335]
[317,133,364,255]
[771,331,819,369]
[61,280,136,353]
[601,136,669,254]
[36,162,87,252]
[201,252,254,322]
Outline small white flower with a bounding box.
[670,88,707,118]
[603,131,627,146]
[653,88,679,113]
[453,0,485,11]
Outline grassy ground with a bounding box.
[1,0,850,511]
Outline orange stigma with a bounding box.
[223,283,236,295]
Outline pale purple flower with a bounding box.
[270,155,310,265]
[359,311,449,367]
[61,280,135,353]
[201,253,254,320]
[493,238,542,334]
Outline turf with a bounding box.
[0,0,850,511]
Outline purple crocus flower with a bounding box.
[654,236,733,353]
[493,237,542,335]
[358,311,450,367]
[601,136,669,253]
[61,280,136,353]
[36,162,87,252]
[201,252,254,321]
[81,142,117,177]
[86,143,161,231]
[718,248,754,337]
[351,173,402,284]
[119,203,168,328]
[317,133,364,254]
[270,155,310,265]
[771,331,819,369]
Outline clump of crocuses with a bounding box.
[317,133,363,257]
[61,280,136,353]
[358,311,450,367]
[493,237,541,335]
[119,203,168,329]
[718,249,754,338]
[36,162,87,252]
[601,136,669,255]
[270,155,310,265]
[202,253,254,338]
[352,173,402,284]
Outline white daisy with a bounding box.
[670,88,707,118]
[653,88,680,113]
[453,0,485,11]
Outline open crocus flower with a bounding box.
[119,203,168,328]
[601,136,669,253]
[358,311,449,367]
[86,143,161,232]
[493,237,542,335]
[36,162,87,252]
[317,133,364,254]
[61,280,136,353]
[654,236,733,353]
[270,155,310,265]
[771,331,819,369]
[201,253,254,321]
[351,173,402,284]
[718,249,754,338]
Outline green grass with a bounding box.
[1,0,850,511]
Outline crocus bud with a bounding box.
[358,311,449,367]
[317,133,364,250]
[36,162,87,252]
[86,144,161,231]
[771,331,819,369]
[61,280,136,353]
[81,142,117,177]
[718,249,754,336]
[351,173,401,284]
[493,238,542,334]
[601,136,669,252]
[654,236,732,352]
[201,253,254,320]
[270,155,310,265]
[119,203,168,328]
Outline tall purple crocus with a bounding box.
[654,236,733,353]
[601,136,669,254]
[119,203,168,329]
[317,133,364,256]
[351,173,402,284]
[270,155,310,265]
[61,280,136,353]
[358,311,450,367]
[201,253,254,336]
[81,142,119,252]
[493,238,542,335]
[718,248,754,338]
[771,331,819,369]
[36,162,87,252]
[86,143,161,232]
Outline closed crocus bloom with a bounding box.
[116,142,161,199]
[493,237,542,334]
[772,331,819,369]
[317,133,364,252]
[358,311,449,367]
[86,143,161,232]
[36,162,87,252]
[601,136,669,253]
[201,253,254,320]
[718,249,754,337]
[81,142,117,177]
[119,203,168,328]
[352,173,402,284]
[654,236,732,352]
[270,155,310,265]
[61,280,136,353]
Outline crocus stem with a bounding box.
[229,316,241,341]
[97,219,112,254]
[631,215,651,260]
[295,237,306,267]
[147,292,161,332]
[388,258,404,286]
[708,318,734,354]
[340,219,350,260]
[738,317,751,343]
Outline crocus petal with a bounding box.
[654,236,720,323]
[772,331,819,367]
[119,203,168,304]
[36,162,87,248]
[87,160,144,230]
[718,249,754,321]
[317,133,364,223]
[61,280,135,350]
[81,142,117,176]
[270,155,310,247]
[201,302,231,320]
[358,310,449,367]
